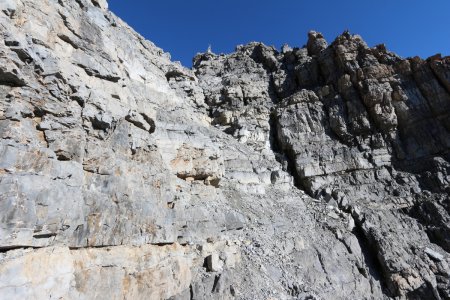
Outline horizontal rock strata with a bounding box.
[0,0,449,299]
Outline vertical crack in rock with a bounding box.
[211,274,221,293]
[269,110,309,194]
[189,284,194,300]
[351,216,393,298]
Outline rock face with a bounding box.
[194,32,450,299]
[0,1,449,299]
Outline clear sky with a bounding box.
[109,0,450,67]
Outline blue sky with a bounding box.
[109,0,450,67]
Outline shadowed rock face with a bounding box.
[0,1,449,299]
[194,32,450,299]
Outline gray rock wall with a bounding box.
[194,31,450,299]
[0,1,449,299]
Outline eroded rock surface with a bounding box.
[0,1,449,299]
[194,30,450,299]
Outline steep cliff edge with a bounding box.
[0,1,449,299]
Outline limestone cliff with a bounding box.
[0,1,449,299]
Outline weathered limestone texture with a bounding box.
[0,0,449,299]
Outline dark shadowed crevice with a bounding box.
[74,0,84,9]
[76,63,121,82]
[32,232,57,239]
[91,0,102,8]
[405,198,450,253]
[249,44,278,73]
[57,33,80,49]
[352,217,393,298]
[268,110,311,195]
[211,274,221,293]
[0,245,42,253]
[406,281,442,300]
[0,70,27,87]
[189,284,194,300]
